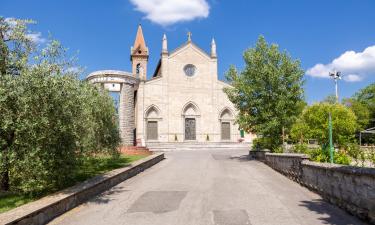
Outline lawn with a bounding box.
[0,154,146,213]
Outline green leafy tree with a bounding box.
[291,103,357,147]
[224,36,305,150]
[290,117,310,144]
[0,17,120,194]
[343,98,370,130]
[353,83,375,129]
[322,94,338,104]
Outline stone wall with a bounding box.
[301,161,375,223]
[265,153,309,183]
[256,152,375,223]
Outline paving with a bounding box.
[48,150,366,225]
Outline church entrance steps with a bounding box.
[146,142,251,151]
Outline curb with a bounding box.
[0,153,165,225]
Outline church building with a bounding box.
[87,25,254,146]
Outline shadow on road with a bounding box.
[229,154,253,162]
[299,199,367,225]
[86,185,130,205]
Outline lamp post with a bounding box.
[329,70,342,103]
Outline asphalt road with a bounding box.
[48,150,365,225]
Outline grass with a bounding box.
[0,154,146,214]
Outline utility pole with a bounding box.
[329,70,342,103]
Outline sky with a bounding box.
[2,0,375,104]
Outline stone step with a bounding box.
[146,142,252,151]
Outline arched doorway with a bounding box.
[145,105,161,141]
[182,102,200,141]
[219,108,234,141]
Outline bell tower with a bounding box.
[131,24,148,80]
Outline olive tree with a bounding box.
[0,17,119,194]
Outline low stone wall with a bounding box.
[265,153,309,182]
[301,161,375,223]
[249,150,270,161]
[0,153,164,225]
[254,152,375,223]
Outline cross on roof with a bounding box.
[187,31,192,42]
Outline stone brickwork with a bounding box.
[302,161,375,223]
[265,153,309,183]
[255,153,375,223]
[119,83,135,146]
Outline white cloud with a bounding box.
[343,74,362,82]
[4,17,46,44]
[26,32,46,44]
[306,45,375,82]
[129,0,210,26]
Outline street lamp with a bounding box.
[329,70,342,103]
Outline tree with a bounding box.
[0,17,120,194]
[291,103,357,147]
[322,94,338,104]
[224,36,305,150]
[343,98,370,130]
[353,83,375,128]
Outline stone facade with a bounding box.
[87,25,256,146]
[134,27,254,144]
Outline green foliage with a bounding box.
[343,98,370,130]
[0,192,35,213]
[322,94,338,104]
[292,143,309,153]
[292,144,351,165]
[290,118,310,144]
[0,17,120,195]
[224,35,305,151]
[290,103,357,147]
[351,83,375,144]
[353,83,375,128]
[368,150,375,167]
[0,154,143,213]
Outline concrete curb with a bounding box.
[0,153,165,225]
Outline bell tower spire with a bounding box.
[162,33,168,54]
[131,24,149,80]
[211,38,217,58]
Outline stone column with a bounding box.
[119,83,135,146]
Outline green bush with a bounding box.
[292,144,351,165]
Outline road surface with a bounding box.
[49,150,365,225]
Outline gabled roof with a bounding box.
[169,41,211,59]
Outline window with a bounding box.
[136,63,141,74]
[183,64,196,77]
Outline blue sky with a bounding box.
[2,0,375,103]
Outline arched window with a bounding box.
[136,63,141,74]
